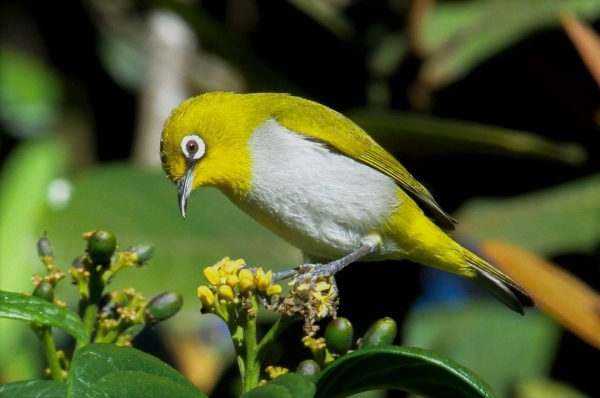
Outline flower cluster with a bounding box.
[197,257,283,317]
[301,335,335,368]
[270,273,339,336]
[95,288,147,346]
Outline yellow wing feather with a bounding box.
[273,94,457,231]
[358,146,457,230]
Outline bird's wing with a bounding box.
[274,95,457,230]
[357,145,457,231]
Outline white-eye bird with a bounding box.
[160,92,535,314]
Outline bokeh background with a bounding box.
[1,1,600,397]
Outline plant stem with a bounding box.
[38,326,64,382]
[230,314,246,380]
[242,296,260,392]
[77,264,105,349]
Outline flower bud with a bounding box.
[227,259,245,275]
[266,284,282,296]
[218,285,235,302]
[324,317,353,356]
[86,230,117,264]
[238,268,254,281]
[203,267,221,286]
[238,277,256,293]
[257,270,272,292]
[358,317,397,349]
[197,286,215,307]
[144,291,183,326]
[37,237,54,258]
[226,273,239,288]
[71,256,85,269]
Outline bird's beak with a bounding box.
[177,168,194,219]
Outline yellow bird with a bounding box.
[160,92,534,314]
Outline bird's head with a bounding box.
[160,92,265,218]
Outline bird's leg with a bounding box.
[272,235,381,284]
[271,267,300,282]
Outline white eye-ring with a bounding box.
[181,135,206,160]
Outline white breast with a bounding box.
[231,119,401,261]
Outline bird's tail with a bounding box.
[465,250,535,315]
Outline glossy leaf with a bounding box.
[0,291,86,343]
[404,301,560,398]
[67,343,205,397]
[0,380,66,398]
[74,371,205,398]
[241,373,316,398]
[314,345,496,398]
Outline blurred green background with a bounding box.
[1,1,599,397]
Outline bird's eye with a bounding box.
[181,135,205,160]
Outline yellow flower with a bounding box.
[197,286,215,307]
[238,268,254,281]
[226,273,239,288]
[203,267,221,286]
[266,284,282,296]
[238,277,256,293]
[218,285,235,302]
[257,270,273,292]
[227,258,245,275]
[265,366,289,379]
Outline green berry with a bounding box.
[296,360,320,377]
[33,283,54,303]
[131,244,155,266]
[144,291,183,326]
[358,317,397,349]
[37,236,54,258]
[324,317,353,355]
[86,230,117,264]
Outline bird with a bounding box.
[159,92,535,315]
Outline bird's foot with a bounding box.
[271,262,335,287]
[292,262,335,288]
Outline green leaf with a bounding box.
[347,109,586,165]
[455,172,600,257]
[418,0,600,89]
[241,373,316,398]
[241,383,292,398]
[403,302,561,398]
[285,0,354,39]
[314,345,496,398]
[77,371,205,398]
[0,380,66,398]
[0,291,86,343]
[0,138,67,381]
[66,343,206,398]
